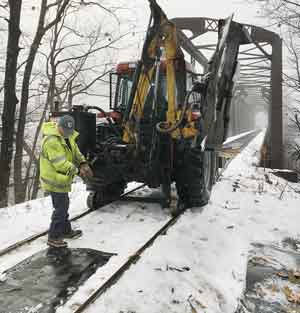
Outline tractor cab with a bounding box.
[109,60,200,118]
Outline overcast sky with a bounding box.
[119,0,272,62]
[134,0,263,27]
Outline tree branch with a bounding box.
[44,0,70,32]
[282,0,300,8]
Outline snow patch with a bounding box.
[2,130,300,313]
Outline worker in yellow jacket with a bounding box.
[40,115,93,248]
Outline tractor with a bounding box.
[50,0,248,214]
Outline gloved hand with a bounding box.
[79,163,93,178]
[66,165,79,177]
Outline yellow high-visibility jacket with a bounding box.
[39,122,85,193]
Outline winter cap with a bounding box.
[57,115,75,137]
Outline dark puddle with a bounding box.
[0,248,114,313]
[237,240,300,313]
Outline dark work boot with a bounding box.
[63,229,83,239]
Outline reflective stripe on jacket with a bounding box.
[39,122,86,193]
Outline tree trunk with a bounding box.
[0,0,22,208]
[14,0,70,204]
[30,166,40,200]
[22,19,60,201]
[23,88,52,199]
[14,32,45,203]
[67,81,73,110]
[14,0,48,204]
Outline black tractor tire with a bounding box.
[87,181,126,210]
[175,148,216,211]
[106,181,126,200]
[87,191,104,210]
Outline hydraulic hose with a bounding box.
[86,106,121,138]
[155,89,193,134]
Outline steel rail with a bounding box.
[0,184,146,258]
[73,205,181,313]
[71,132,262,313]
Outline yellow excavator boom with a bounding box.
[123,0,187,143]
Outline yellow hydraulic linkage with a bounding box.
[122,0,198,143]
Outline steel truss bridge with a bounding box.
[172,17,282,169]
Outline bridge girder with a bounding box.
[171,17,283,169]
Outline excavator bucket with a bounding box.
[203,16,250,148]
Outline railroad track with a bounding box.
[0,182,179,313]
[0,130,260,260]
[0,131,261,313]
[73,207,181,313]
[70,131,262,313]
[0,183,146,258]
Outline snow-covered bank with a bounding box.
[76,132,300,313]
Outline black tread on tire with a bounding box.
[87,181,126,210]
[175,148,216,210]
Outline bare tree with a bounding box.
[14,0,71,204]
[50,26,128,110]
[255,0,300,92]
[284,33,300,95]
[254,0,300,169]
[0,0,22,207]
[287,108,300,169]
[12,0,133,202]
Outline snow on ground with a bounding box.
[73,131,300,313]
[0,182,88,250]
[0,182,171,295]
[0,178,145,254]
[2,130,300,313]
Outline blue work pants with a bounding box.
[48,192,72,239]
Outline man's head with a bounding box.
[57,115,75,138]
